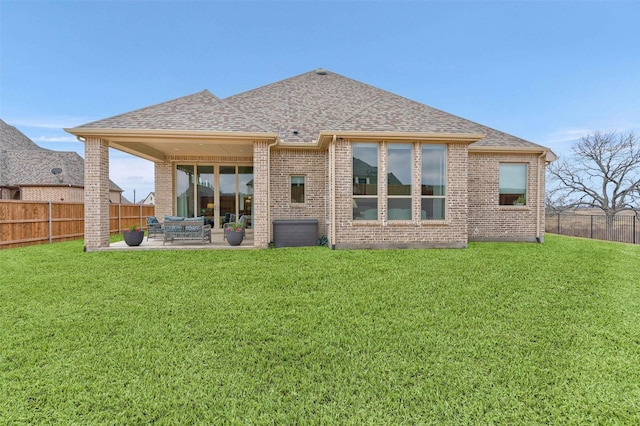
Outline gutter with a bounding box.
[330,135,337,249]
[536,150,547,243]
[266,138,280,245]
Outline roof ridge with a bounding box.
[223,69,322,100]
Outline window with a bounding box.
[388,144,412,220]
[499,163,527,205]
[353,143,378,220]
[174,164,253,229]
[421,144,446,220]
[291,176,305,203]
[197,165,214,217]
[176,165,195,217]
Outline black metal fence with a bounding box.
[546,213,640,244]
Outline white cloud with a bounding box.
[7,116,95,129]
[542,128,593,146]
[109,152,155,202]
[33,136,79,143]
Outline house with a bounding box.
[65,69,556,250]
[140,191,156,205]
[0,119,123,203]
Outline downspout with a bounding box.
[536,151,547,243]
[266,138,279,245]
[330,135,337,249]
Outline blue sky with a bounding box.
[2,0,639,202]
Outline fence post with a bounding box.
[634,216,637,245]
[48,201,53,244]
[140,204,143,229]
[590,215,594,239]
[118,204,121,233]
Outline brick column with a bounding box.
[84,137,110,250]
[154,161,173,220]
[253,140,270,247]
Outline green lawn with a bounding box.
[1,234,639,424]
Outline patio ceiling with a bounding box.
[64,128,278,162]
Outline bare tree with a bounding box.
[547,131,640,218]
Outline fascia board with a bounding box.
[469,146,558,163]
[64,127,279,142]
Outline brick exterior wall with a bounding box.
[253,141,271,247]
[19,186,121,203]
[21,186,84,202]
[84,137,110,250]
[468,152,546,242]
[148,143,547,249]
[330,140,469,249]
[269,148,327,239]
[154,161,173,221]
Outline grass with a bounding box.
[1,234,639,424]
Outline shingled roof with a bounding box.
[72,69,547,150]
[76,90,268,133]
[0,119,121,190]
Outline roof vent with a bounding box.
[315,68,327,75]
[51,168,63,183]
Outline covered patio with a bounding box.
[64,90,278,251]
[102,231,255,251]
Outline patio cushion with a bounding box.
[184,217,204,231]
[164,216,184,232]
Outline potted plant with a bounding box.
[513,195,526,206]
[224,222,244,246]
[123,224,144,246]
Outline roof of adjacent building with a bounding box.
[0,119,122,190]
[72,69,548,150]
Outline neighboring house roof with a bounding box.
[69,69,551,153]
[140,191,155,205]
[0,119,122,191]
[352,157,378,178]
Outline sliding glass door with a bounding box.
[175,164,253,229]
[176,165,195,218]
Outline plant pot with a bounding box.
[123,230,144,246]
[225,230,243,246]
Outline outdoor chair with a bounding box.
[146,216,163,240]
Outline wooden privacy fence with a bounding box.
[546,213,640,245]
[0,200,155,249]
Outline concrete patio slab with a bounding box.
[100,232,255,251]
